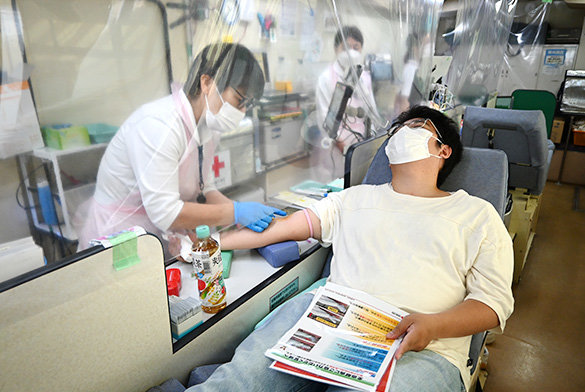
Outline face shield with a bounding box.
[183,43,265,103]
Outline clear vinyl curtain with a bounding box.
[15,0,172,128]
[445,0,517,106]
[0,0,43,158]
[498,0,550,96]
[3,0,447,261]
[327,0,443,126]
[384,0,444,119]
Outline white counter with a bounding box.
[168,249,281,322]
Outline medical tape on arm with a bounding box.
[303,209,314,238]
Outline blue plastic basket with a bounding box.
[86,123,118,144]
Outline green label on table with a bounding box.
[270,277,299,311]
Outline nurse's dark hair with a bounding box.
[393,105,463,186]
[334,26,364,50]
[184,43,264,100]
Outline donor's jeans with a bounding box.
[185,293,465,392]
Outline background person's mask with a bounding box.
[385,126,442,164]
[336,49,363,71]
[204,86,245,132]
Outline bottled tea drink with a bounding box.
[192,225,226,313]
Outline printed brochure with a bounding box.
[265,282,408,391]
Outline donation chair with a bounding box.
[461,106,551,196]
[163,142,509,392]
[461,106,551,282]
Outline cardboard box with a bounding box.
[547,150,562,181]
[560,151,585,185]
[547,150,585,185]
[574,128,585,146]
[551,118,565,144]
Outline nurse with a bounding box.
[76,43,284,251]
[312,25,378,182]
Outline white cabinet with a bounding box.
[18,144,107,241]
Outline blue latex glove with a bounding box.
[233,201,286,232]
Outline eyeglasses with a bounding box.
[387,118,443,142]
[232,87,255,111]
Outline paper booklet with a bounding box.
[265,282,408,392]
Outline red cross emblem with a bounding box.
[212,155,225,178]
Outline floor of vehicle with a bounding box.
[484,181,585,391]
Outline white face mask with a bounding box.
[336,49,363,71]
[385,126,443,164]
[204,86,245,132]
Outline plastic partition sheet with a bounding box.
[2,0,444,265]
[383,0,443,117]
[16,0,172,126]
[497,1,550,96]
[80,0,446,260]
[0,0,43,158]
[1,0,173,263]
[301,0,442,184]
[444,0,516,106]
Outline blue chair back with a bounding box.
[461,106,547,195]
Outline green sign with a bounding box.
[270,277,299,311]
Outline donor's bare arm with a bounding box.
[220,209,321,250]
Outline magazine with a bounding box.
[265,282,408,391]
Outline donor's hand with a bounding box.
[386,313,438,360]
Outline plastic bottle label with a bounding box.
[192,249,226,307]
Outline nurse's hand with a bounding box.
[233,201,286,233]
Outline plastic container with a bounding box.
[37,180,60,225]
[192,225,226,313]
[166,268,182,297]
[168,295,203,339]
[86,123,118,144]
[290,180,343,195]
[573,128,585,146]
[42,125,90,150]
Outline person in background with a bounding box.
[186,105,514,392]
[75,43,284,253]
[394,33,433,116]
[312,25,378,182]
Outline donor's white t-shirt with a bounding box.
[309,183,514,389]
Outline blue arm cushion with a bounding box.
[257,241,300,267]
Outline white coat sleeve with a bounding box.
[400,60,419,97]
[316,71,334,133]
[362,72,379,118]
[125,115,185,232]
